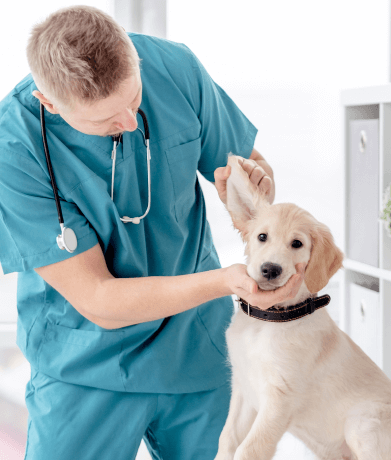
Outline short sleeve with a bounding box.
[187,48,258,182]
[0,149,99,274]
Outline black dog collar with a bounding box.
[236,294,331,322]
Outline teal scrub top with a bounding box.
[0,33,257,393]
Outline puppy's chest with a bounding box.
[226,311,293,391]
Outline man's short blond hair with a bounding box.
[26,5,141,112]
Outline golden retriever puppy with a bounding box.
[215,155,391,460]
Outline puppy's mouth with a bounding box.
[257,279,287,291]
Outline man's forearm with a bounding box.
[90,267,232,329]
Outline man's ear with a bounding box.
[225,155,270,240]
[32,90,60,115]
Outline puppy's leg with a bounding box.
[215,378,257,460]
[345,402,391,460]
[233,388,292,460]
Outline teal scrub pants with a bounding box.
[24,368,231,460]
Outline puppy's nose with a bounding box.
[261,262,282,280]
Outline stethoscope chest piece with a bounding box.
[57,225,78,253]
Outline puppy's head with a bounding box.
[225,155,344,294]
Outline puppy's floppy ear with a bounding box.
[305,222,344,294]
[225,155,270,240]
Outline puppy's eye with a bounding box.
[292,240,303,249]
[258,234,267,242]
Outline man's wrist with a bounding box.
[218,266,234,297]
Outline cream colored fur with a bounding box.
[215,155,391,460]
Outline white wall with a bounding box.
[168,0,389,89]
[167,0,389,253]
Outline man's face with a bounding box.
[46,73,142,137]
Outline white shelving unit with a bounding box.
[341,84,391,378]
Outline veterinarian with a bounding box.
[0,6,305,460]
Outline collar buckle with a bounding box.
[236,297,250,315]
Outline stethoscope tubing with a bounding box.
[39,103,150,251]
[40,102,64,226]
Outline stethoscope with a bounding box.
[39,103,151,253]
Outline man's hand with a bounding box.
[223,262,306,310]
[214,155,274,206]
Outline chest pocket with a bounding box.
[165,137,201,222]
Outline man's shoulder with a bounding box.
[128,32,193,54]
[0,75,43,167]
[128,33,197,71]
[0,74,35,124]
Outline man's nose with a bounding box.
[114,109,138,132]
